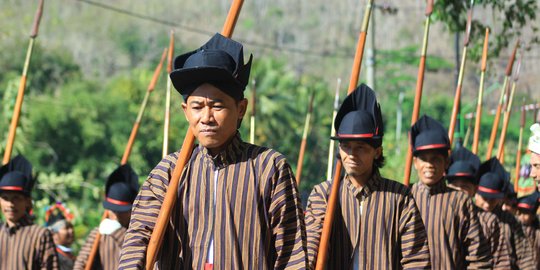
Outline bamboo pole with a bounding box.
[145,1,245,268]
[295,92,315,186]
[315,1,373,268]
[472,28,489,154]
[485,40,519,159]
[514,102,526,191]
[326,78,342,180]
[249,79,256,144]
[163,30,175,158]
[3,0,45,165]
[402,0,434,186]
[448,0,475,146]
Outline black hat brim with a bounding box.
[170,67,243,98]
[102,201,132,213]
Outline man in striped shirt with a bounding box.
[447,147,511,269]
[474,157,535,270]
[118,33,307,269]
[0,155,58,270]
[410,115,492,269]
[74,164,139,270]
[305,84,430,269]
[516,192,540,269]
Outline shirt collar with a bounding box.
[200,133,244,168]
[416,178,447,195]
[2,215,33,234]
[344,170,381,200]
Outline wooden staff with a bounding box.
[145,1,245,268]
[121,48,168,165]
[295,92,315,186]
[448,0,475,146]
[514,102,526,191]
[463,114,473,147]
[249,79,256,144]
[315,1,373,268]
[326,78,342,180]
[485,40,519,159]
[472,28,490,154]
[85,49,168,270]
[162,30,175,158]
[402,0,434,186]
[3,0,44,165]
[496,50,522,161]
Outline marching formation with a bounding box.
[1,0,540,270]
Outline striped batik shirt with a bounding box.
[475,207,511,269]
[493,207,536,269]
[522,219,540,269]
[118,134,307,269]
[305,172,431,269]
[73,226,127,270]
[411,181,492,269]
[0,215,58,269]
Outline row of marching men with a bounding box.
[2,34,540,269]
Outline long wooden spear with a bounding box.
[496,50,522,161]
[463,114,473,147]
[326,78,342,181]
[121,48,168,165]
[448,0,475,146]
[3,0,44,165]
[85,48,168,270]
[315,1,373,268]
[145,1,245,268]
[402,0,434,186]
[472,28,490,154]
[249,79,256,144]
[514,102,526,191]
[485,40,519,159]
[162,31,175,158]
[295,92,315,186]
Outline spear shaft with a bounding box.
[472,28,489,154]
[163,31,175,158]
[315,1,373,268]
[3,0,45,165]
[402,0,434,186]
[296,92,315,186]
[249,80,256,144]
[514,103,526,191]
[327,78,342,180]
[145,1,244,268]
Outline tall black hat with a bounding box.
[517,192,540,212]
[331,84,384,147]
[0,155,34,196]
[476,157,507,199]
[410,115,450,155]
[103,164,139,212]
[447,146,481,184]
[170,33,253,101]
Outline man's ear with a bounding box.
[237,98,248,119]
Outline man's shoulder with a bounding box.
[377,177,411,194]
[244,143,289,166]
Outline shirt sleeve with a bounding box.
[461,199,493,269]
[510,217,536,269]
[304,183,328,270]
[117,155,175,270]
[490,216,511,269]
[37,228,59,270]
[268,159,308,270]
[73,228,97,270]
[398,193,431,269]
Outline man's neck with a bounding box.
[348,172,372,189]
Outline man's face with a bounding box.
[474,193,502,212]
[182,83,247,156]
[115,210,132,228]
[413,150,449,186]
[0,191,31,225]
[53,223,74,246]
[338,140,381,181]
[448,178,476,197]
[517,209,535,225]
[530,152,540,191]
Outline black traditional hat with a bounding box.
[103,164,139,212]
[476,157,507,199]
[0,155,34,196]
[170,33,253,101]
[516,192,540,213]
[331,84,384,147]
[410,115,450,155]
[447,146,481,184]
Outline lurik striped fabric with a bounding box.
[411,181,492,269]
[493,207,536,270]
[118,134,307,269]
[522,219,540,270]
[305,172,431,269]
[0,215,58,270]
[475,207,511,269]
[73,226,127,270]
